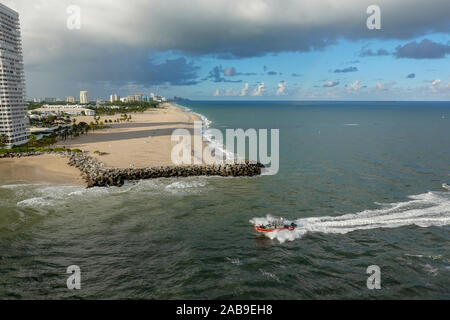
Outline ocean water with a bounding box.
[0,101,449,299]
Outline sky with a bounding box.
[4,0,450,101]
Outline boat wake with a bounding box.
[251,190,450,243]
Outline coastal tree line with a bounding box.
[1,113,134,152]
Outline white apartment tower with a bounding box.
[0,3,29,146]
[80,91,88,104]
[110,94,119,103]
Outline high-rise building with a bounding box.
[110,94,120,103]
[66,96,75,103]
[80,91,88,104]
[0,4,29,146]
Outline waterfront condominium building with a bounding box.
[0,3,29,146]
[109,93,119,103]
[80,91,88,104]
[66,96,75,103]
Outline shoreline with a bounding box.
[0,153,85,186]
[0,103,262,187]
[0,150,263,188]
[53,102,206,168]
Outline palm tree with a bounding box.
[0,134,9,147]
[28,135,38,147]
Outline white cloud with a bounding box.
[347,80,362,92]
[3,0,450,98]
[429,79,450,94]
[373,81,396,91]
[252,82,266,96]
[240,83,249,96]
[5,0,450,63]
[323,81,339,87]
[276,81,287,95]
[431,79,441,87]
[213,89,220,96]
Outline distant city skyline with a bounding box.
[3,0,450,101]
[33,90,167,104]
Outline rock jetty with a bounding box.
[67,152,264,187]
[1,151,264,187]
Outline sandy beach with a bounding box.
[0,154,84,185]
[0,103,206,185]
[55,103,205,168]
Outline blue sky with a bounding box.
[172,34,449,100]
[4,0,450,101]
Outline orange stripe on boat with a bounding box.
[254,226,289,232]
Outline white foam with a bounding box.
[261,167,278,176]
[6,175,212,210]
[251,191,450,243]
[443,183,450,191]
[196,112,237,162]
[176,103,237,163]
[0,183,48,190]
[226,257,242,265]
[165,180,207,189]
[423,264,439,276]
[17,197,55,207]
[259,269,281,282]
[405,254,447,262]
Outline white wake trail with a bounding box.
[251,191,450,243]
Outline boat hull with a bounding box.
[254,225,293,232]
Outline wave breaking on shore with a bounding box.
[176,104,237,163]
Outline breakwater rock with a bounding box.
[0,151,264,187]
[0,151,75,158]
[67,152,264,188]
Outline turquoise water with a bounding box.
[0,101,449,299]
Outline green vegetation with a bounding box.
[59,121,108,140]
[1,102,137,155]
[28,134,58,147]
[0,145,82,154]
[28,103,43,111]
[93,150,108,156]
[0,134,8,147]
[27,101,81,110]
[0,119,109,154]
[95,101,159,116]
[29,115,62,127]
